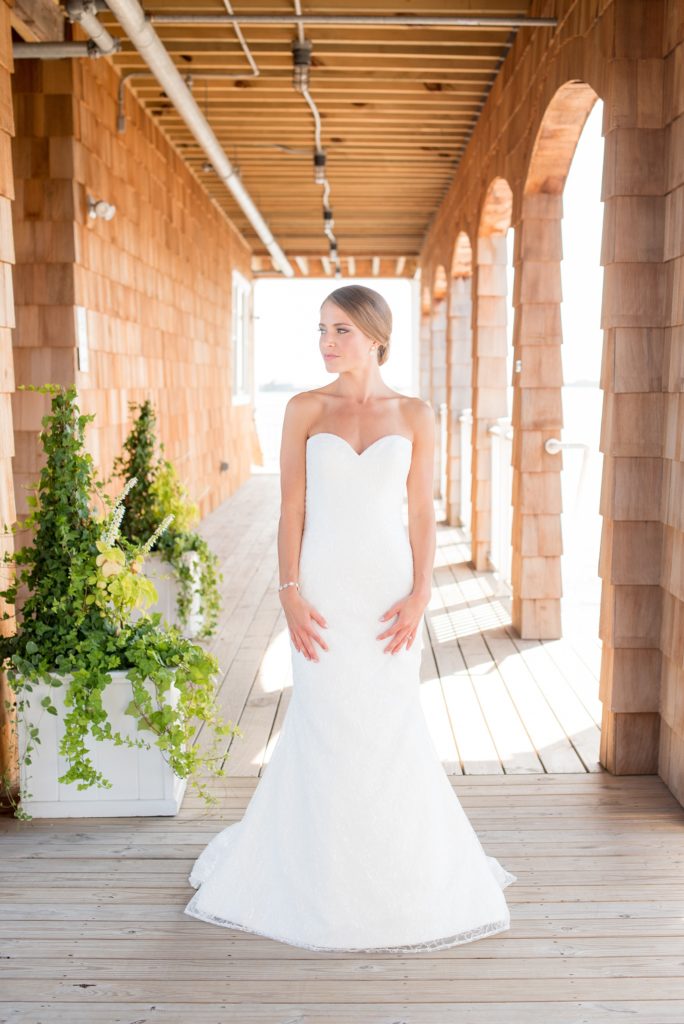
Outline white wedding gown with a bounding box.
[184,431,517,951]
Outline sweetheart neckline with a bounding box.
[306,432,413,458]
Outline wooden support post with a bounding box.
[430,298,447,499]
[471,234,509,571]
[510,195,564,639]
[596,6,668,778]
[445,275,472,525]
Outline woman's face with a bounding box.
[318,301,374,371]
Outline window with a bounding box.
[231,270,252,402]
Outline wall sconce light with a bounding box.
[87,195,117,221]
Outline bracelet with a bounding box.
[278,580,299,592]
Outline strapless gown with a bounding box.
[183,431,517,951]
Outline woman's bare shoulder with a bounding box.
[285,388,325,412]
[283,389,327,437]
[401,395,433,441]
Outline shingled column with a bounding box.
[510,196,564,639]
[470,233,509,570]
[445,272,472,525]
[430,294,447,499]
[597,9,667,776]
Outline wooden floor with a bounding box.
[2,472,684,1023]
[201,470,604,780]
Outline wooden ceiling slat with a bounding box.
[110,42,507,63]
[116,65,497,83]
[148,115,474,127]
[117,35,514,53]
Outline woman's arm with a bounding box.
[406,398,436,601]
[278,393,329,662]
[277,394,309,588]
[376,398,435,653]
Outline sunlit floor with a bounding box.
[2,473,683,1022]
[199,473,603,779]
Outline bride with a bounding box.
[184,284,517,951]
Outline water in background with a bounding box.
[254,388,300,473]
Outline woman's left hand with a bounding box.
[376,589,429,654]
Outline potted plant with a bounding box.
[112,400,222,639]
[0,383,239,820]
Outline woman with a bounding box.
[184,284,516,950]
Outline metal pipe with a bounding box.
[13,41,105,58]
[66,0,120,56]
[85,0,295,277]
[219,0,259,80]
[291,0,340,276]
[148,14,558,28]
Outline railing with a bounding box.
[488,417,513,585]
[439,401,448,505]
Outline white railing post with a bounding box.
[459,409,472,536]
[488,416,513,585]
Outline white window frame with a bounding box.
[231,270,252,404]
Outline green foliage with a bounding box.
[0,384,239,820]
[112,400,222,638]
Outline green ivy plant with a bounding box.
[0,383,239,821]
[112,400,222,638]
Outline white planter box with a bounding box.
[18,670,187,818]
[133,550,204,637]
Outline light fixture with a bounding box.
[87,196,117,221]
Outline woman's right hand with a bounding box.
[280,590,329,662]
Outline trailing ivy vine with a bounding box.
[0,384,239,820]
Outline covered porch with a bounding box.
[0,0,683,1017]
[2,478,683,1020]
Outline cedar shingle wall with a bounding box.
[0,0,17,794]
[658,1,684,807]
[3,33,259,801]
[11,53,256,522]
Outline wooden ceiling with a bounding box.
[87,1,540,278]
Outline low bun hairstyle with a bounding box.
[322,285,392,366]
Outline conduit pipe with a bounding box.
[291,0,340,276]
[146,13,558,29]
[82,0,294,277]
[13,41,106,58]
[14,0,121,58]
[84,0,557,24]
[66,0,120,53]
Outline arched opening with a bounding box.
[512,80,600,641]
[558,99,605,669]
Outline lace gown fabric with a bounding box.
[184,432,517,951]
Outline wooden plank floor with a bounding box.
[199,471,604,779]
[2,472,683,1023]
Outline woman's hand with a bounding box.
[281,589,329,662]
[376,588,429,654]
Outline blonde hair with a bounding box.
[321,285,392,366]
